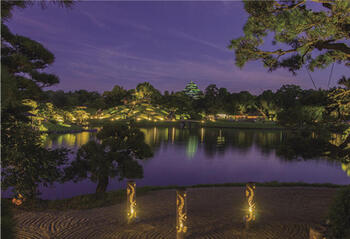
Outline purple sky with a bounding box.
[7,1,349,94]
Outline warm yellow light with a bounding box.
[245,182,256,224]
[12,193,25,206]
[127,181,137,223]
[176,189,187,236]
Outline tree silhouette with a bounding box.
[65,122,153,193]
[229,0,350,74]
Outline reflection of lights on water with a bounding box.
[76,132,90,146]
[172,127,175,144]
[200,128,205,143]
[186,136,198,158]
[153,127,157,144]
[217,130,225,146]
[164,128,169,141]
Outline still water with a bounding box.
[41,127,349,199]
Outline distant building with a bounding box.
[183,81,202,99]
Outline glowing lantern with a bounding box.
[127,181,137,223]
[176,189,187,238]
[245,182,256,227]
[12,193,25,206]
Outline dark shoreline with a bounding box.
[43,128,98,134]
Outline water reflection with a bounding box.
[187,136,198,158]
[39,127,349,199]
[44,131,95,149]
[137,127,277,157]
[44,127,346,164]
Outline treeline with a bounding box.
[43,80,349,127]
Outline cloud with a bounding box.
[119,19,152,32]
[9,14,65,36]
[51,43,299,94]
[79,10,108,29]
[79,9,151,32]
[168,29,229,53]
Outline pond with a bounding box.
[41,127,349,199]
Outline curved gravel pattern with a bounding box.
[13,187,337,239]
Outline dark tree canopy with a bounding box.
[1,24,60,99]
[229,0,350,74]
[1,0,73,20]
[65,123,153,193]
[1,0,74,201]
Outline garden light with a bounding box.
[127,181,137,223]
[176,189,187,238]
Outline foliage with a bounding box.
[1,23,60,99]
[1,0,73,20]
[64,122,153,193]
[102,85,128,107]
[277,105,326,127]
[327,77,350,122]
[22,99,90,130]
[229,0,350,73]
[95,101,172,121]
[328,186,350,239]
[254,90,279,120]
[45,90,105,109]
[133,82,162,103]
[1,121,69,199]
[1,0,73,201]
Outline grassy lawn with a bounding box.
[3,181,344,212]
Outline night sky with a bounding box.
[7,1,349,94]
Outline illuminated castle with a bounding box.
[183,81,202,100]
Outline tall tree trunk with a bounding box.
[96,176,109,193]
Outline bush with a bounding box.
[328,186,350,238]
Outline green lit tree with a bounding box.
[133,82,161,103]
